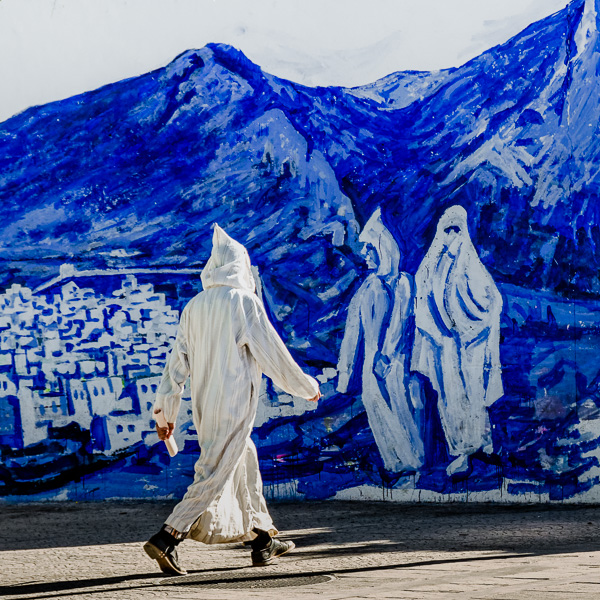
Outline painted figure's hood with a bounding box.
[415,204,502,338]
[358,208,400,276]
[201,224,256,292]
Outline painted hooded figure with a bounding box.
[153,224,319,545]
[411,206,503,475]
[337,208,423,472]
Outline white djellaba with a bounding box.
[153,224,319,543]
[411,206,503,476]
[337,208,423,473]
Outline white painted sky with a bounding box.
[0,0,571,123]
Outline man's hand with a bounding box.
[156,422,174,440]
[155,409,175,441]
[308,390,322,402]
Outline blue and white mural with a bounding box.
[2,0,600,502]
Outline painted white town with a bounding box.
[0,267,194,453]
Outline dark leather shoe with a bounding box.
[251,539,295,567]
[144,533,187,576]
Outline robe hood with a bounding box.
[358,208,400,276]
[201,225,256,292]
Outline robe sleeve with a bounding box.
[382,274,413,358]
[337,286,364,391]
[154,307,190,423]
[240,293,319,399]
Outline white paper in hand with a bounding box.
[154,409,178,457]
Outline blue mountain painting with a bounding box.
[2,0,600,502]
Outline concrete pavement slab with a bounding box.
[1,501,600,599]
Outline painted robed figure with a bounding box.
[337,208,424,473]
[412,205,503,475]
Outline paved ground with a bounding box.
[2,500,600,599]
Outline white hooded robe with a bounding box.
[412,206,503,460]
[337,208,423,472]
[154,225,319,543]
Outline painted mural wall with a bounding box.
[2,0,600,503]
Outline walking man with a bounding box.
[144,225,320,575]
